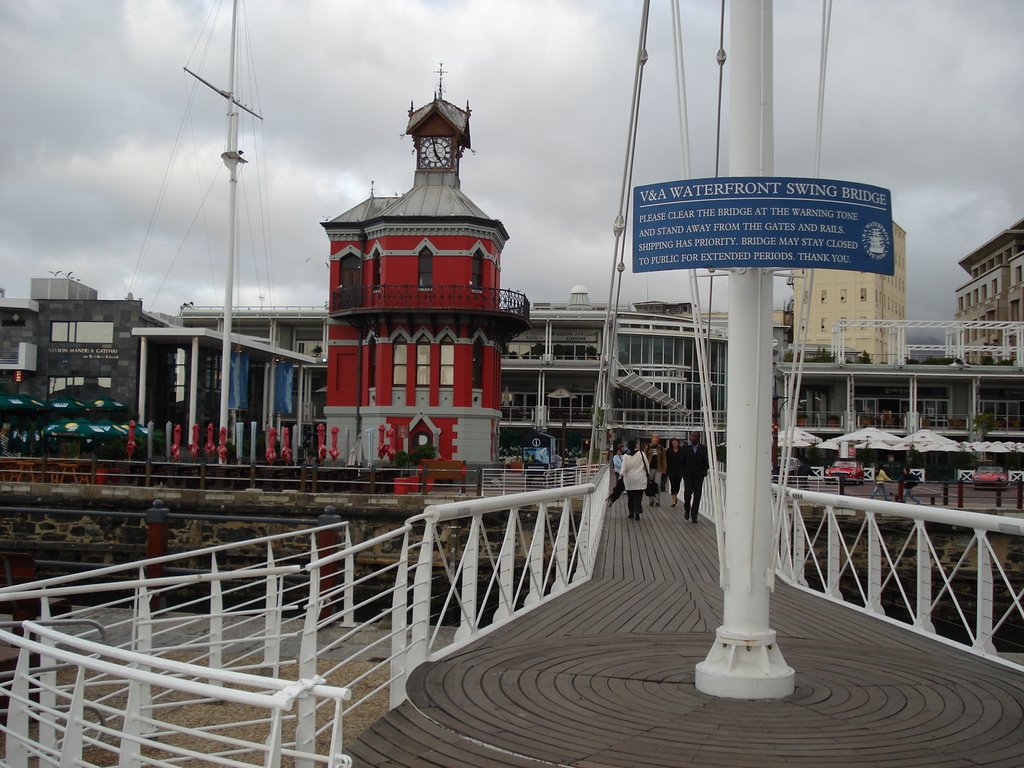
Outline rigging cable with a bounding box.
[591,0,651,458]
[673,0,729,583]
[770,0,833,586]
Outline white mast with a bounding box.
[186,0,260,440]
[695,0,795,699]
[218,0,243,438]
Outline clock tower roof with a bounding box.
[406,98,471,150]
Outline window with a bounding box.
[416,343,431,386]
[372,254,381,288]
[472,339,484,388]
[48,376,111,396]
[418,247,433,288]
[860,288,867,301]
[339,253,361,290]
[471,250,483,288]
[820,289,827,303]
[840,289,847,303]
[366,338,376,390]
[50,321,114,344]
[820,317,827,331]
[440,343,454,387]
[393,343,407,386]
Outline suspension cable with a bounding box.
[771,0,833,584]
[592,0,652,458]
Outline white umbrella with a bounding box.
[832,427,903,445]
[779,427,821,448]
[817,438,843,451]
[547,388,576,400]
[903,429,958,447]
[984,441,1014,453]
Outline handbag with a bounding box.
[643,453,658,496]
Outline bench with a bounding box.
[420,459,468,489]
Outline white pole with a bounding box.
[218,0,243,436]
[695,0,795,699]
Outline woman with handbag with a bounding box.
[620,439,650,520]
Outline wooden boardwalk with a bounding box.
[349,495,1024,767]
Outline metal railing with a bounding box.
[0,469,609,766]
[329,284,530,321]
[773,486,1024,660]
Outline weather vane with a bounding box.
[434,62,446,100]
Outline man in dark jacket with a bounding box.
[681,431,710,523]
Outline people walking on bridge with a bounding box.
[681,431,710,523]
[666,437,685,507]
[645,433,667,505]
[621,439,649,520]
[870,465,891,500]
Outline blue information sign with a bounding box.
[632,176,894,275]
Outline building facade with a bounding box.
[0,277,163,404]
[954,217,1024,359]
[322,97,530,463]
[791,222,907,363]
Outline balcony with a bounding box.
[330,284,530,326]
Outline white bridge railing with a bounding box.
[0,467,609,767]
[773,486,1024,660]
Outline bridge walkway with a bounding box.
[349,496,1024,767]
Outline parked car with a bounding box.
[973,464,1009,489]
[773,457,811,480]
[824,459,865,483]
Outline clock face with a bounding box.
[418,136,453,169]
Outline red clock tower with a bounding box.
[323,96,530,464]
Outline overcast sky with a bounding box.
[1,0,1021,321]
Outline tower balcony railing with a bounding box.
[330,284,530,321]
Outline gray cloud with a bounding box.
[1,0,1021,321]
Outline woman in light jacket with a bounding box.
[620,439,650,520]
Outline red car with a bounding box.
[825,459,866,483]
[973,465,1009,489]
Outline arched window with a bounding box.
[418,247,433,288]
[471,249,484,288]
[372,253,381,288]
[339,253,361,290]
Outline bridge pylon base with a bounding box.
[695,628,795,699]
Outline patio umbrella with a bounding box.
[0,394,46,411]
[217,427,228,462]
[171,424,182,461]
[832,427,903,445]
[47,397,88,413]
[982,441,1013,454]
[317,423,327,462]
[281,427,293,464]
[87,398,126,412]
[778,426,821,448]
[329,426,340,461]
[903,429,958,447]
[43,418,105,438]
[547,388,576,400]
[265,427,277,464]
[205,423,215,457]
[190,424,201,459]
[126,421,137,459]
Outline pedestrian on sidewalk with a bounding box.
[621,440,650,520]
[870,465,891,500]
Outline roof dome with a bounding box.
[568,286,590,306]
